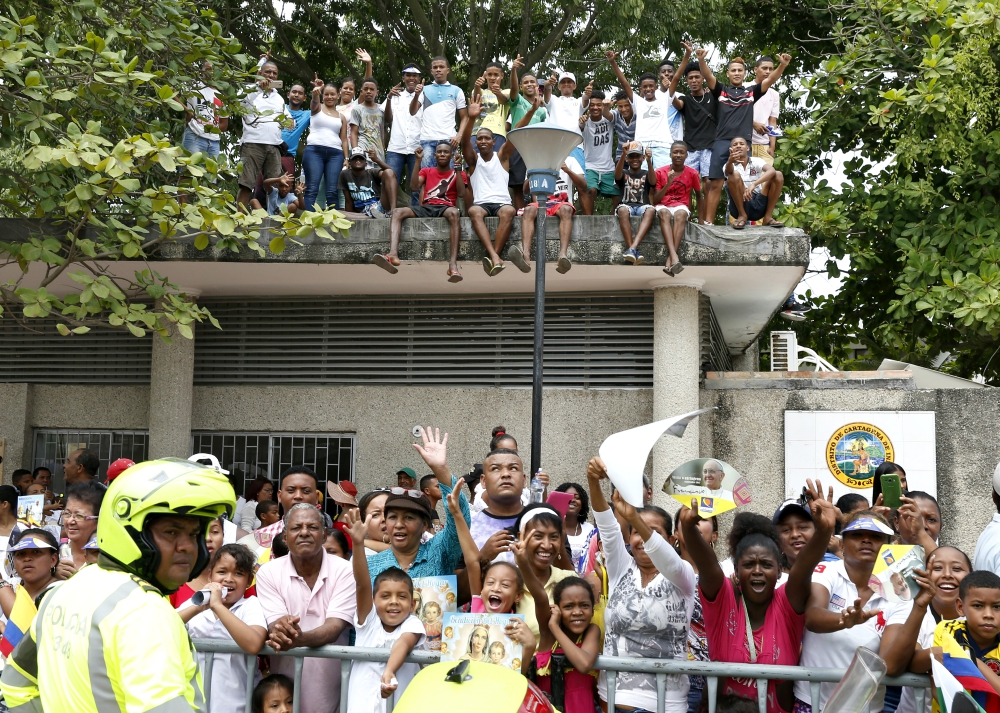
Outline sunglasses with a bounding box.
[389,487,423,498]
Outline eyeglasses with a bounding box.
[62,512,98,523]
[389,487,423,498]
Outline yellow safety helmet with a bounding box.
[98,458,236,592]
[394,660,554,713]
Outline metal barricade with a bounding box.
[192,639,932,713]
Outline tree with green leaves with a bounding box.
[779,0,1000,380]
[0,0,351,340]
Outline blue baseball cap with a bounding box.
[8,535,56,554]
[84,534,100,551]
[841,517,894,536]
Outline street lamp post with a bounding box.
[505,126,582,476]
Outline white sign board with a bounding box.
[784,411,936,502]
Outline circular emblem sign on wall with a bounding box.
[825,422,894,489]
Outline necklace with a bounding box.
[690,92,711,104]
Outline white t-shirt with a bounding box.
[419,83,466,141]
[347,611,426,713]
[566,521,595,573]
[182,596,267,713]
[795,559,891,712]
[241,87,292,145]
[751,85,780,146]
[655,87,684,142]
[974,513,1000,572]
[886,602,937,713]
[383,89,423,154]
[186,86,223,140]
[546,95,585,134]
[635,92,674,145]
[731,157,769,194]
[582,117,615,173]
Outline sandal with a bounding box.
[764,219,785,228]
[556,256,572,274]
[489,262,506,276]
[508,245,530,273]
[373,254,399,274]
[671,260,684,275]
[447,269,463,283]
[732,219,747,231]
[482,256,494,275]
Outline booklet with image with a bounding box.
[662,458,751,517]
[17,495,44,526]
[439,612,525,671]
[412,575,458,651]
[871,544,925,603]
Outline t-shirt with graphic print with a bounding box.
[349,103,386,162]
[473,88,510,137]
[616,167,652,207]
[582,117,615,173]
[712,82,765,143]
[418,167,459,207]
[654,165,701,208]
[338,168,382,209]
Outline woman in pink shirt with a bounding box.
[678,480,837,713]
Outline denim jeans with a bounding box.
[302,144,344,211]
[181,128,220,157]
[385,151,419,206]
[420,139,457,168]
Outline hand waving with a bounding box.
[413,426,448,470]
[356,48,372,63]
[344,507,369,545]
[839,599,880,630]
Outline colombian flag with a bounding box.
[936,654,1000,713]
[0,587,36,658]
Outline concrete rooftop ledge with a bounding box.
[704,370,917,390]
[150,216,810,268]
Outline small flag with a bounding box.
[934,654,1000,713]
[0,587,37,658]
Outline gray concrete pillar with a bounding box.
[731,339,759,371]
[651,279,703,506]
[148,294,198,459]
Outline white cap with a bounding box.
[993,461,1000,495]
[188,453,230,476]
[557,71,576,84]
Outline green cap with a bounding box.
[396,467,417,479]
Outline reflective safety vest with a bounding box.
[0,564,205,713]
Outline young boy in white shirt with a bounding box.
[723,136,785,229]
[345,510,426,713]
[180,544,268,713]
[543,70,587,170]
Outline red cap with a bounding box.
[105,458,136,483]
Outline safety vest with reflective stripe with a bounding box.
[0,564,205,713]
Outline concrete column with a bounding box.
[148,292,199,459]
[651,279,704,506]
[731,339,759,371]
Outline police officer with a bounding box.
[0,458,236,713]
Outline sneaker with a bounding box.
[766,125,784,137]
[633,251,644,266]
[623,248,637,264]
[780,309,806,322]
[780,295,808,321]
[508,245,531,273]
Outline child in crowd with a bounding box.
[751,56,781,165]
[379,142,464,280]
[671,43,717,225]
[250,172,304,216]
[515,528,600,713]
[345,509,426,711]
[932,570,1000,697]
[350,78,387,166]
[447,482,537,670]
[614,142,656,264]
[634,72,675,169]
[512,157,587,275]
[257,500,281,528]
[324,528,350,559]
[252,674,294,713]
[179,544,267,713]
[340,147,397,219]
[543,70,587,169]
[579,89,617,215]
[724,137,784,229]
[651,141,700,275]
[471,62,511,152]
[604,51,635,162]
[415,56,468,168]
[507,59,547,210]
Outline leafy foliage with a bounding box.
[778,0,1000,379]
[0,0,351,339]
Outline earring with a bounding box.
[382,534,389,544]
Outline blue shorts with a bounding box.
[646,142,672,170]
[684,148,712,177]
[619,204,654,217]
[727,188,769,220]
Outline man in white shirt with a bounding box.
[633,72,674,169]
[723,136,784,229]
[750,56,781,165]
[543,70,587,171]
[384,63,424,205]
[238,58,293,208]
[655,57,684,144]
[974,462,1000,572]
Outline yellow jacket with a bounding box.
[0,563,205,713]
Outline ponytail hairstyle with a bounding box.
[728,512,782,565]
[490,426,517,451]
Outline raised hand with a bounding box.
[414,80,424,95]
[896,496,925,542]
[779,53,792,66]
[389,83,402,98]
[548,604,563,632]
[512,529,533,568]
[356,48,372,63]
[839,599,880,630]
[467,97,483,119]
[413,426,448,470]
[312,73,324,93]
[804,478,835,504]
[611,489,638,525]
[806,480,839,532]
[605,49,617,61]
[414,146,424,160]
[645,146,653,160]
[344,507,369,544]
[912,562,936,608]
[677,504,700,529]
[586,456,608,482]
[512,54,525,71]
[584,80,594,97]
[695,47,707,60]
[445,481,464,517]
[546,72,558,87]
[681,40,694,54]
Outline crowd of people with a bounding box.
[183,46,790,281]
[7,437,1000,713]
